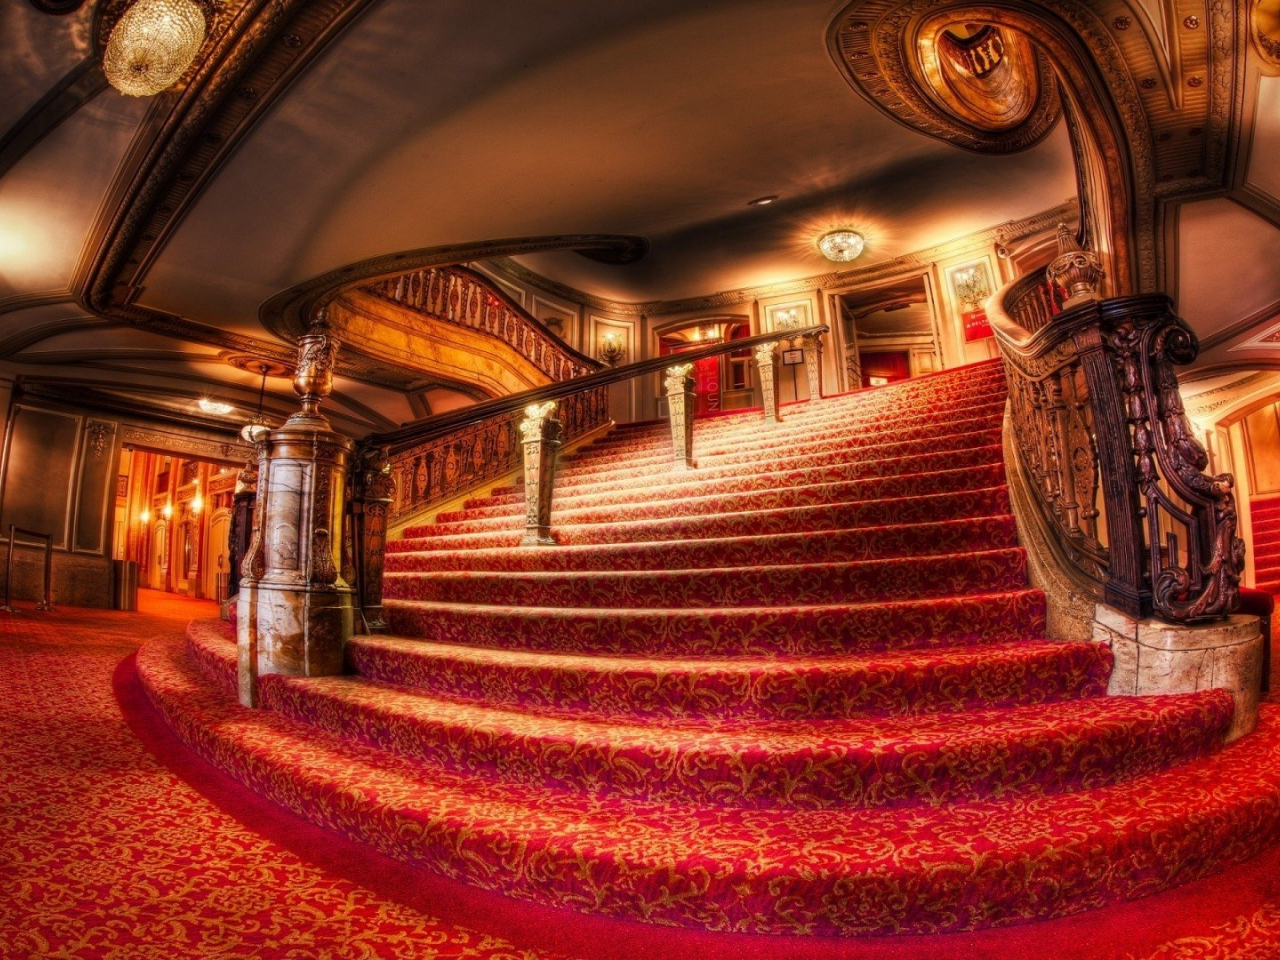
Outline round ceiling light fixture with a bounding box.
[818,230,866,262]
[103,0,207,97]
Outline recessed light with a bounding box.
[748,195,780,206]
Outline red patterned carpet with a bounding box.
[13,364,1280,956]
[3,591,1280,957]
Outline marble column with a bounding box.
[800,332,823,401]
[755,341,781,424]
[520,401,562,546]
[664,362,696,469]
[237,317,354,707]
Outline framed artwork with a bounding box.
[945,258,996,342]
[765,301,811,335]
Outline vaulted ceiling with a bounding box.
[2,0,1279,439]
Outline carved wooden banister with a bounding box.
[348,324,829,631]
[990,278,1244,624]
[365,265,598,383]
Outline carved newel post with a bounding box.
[350,447,396,633]
[800,332,823,401]
[1048,222,1106,309]
[664,362,696,469]
[520,401,562,546]
[755,341,781,424]
[237,314,355,708]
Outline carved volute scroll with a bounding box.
[991,276,1244,624]
[664,362,696,469]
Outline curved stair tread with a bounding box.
[384,515,1019,573]
[137,633,1280,937]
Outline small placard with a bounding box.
[781,349,804,366]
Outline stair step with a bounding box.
[399,484,1014,546]
[345,632,1109,721]
[433,463,1009,527]
[383,548,1028,609]
[386,515,1019,573]
[382,588,1047,658]
[469,444,1005,512]
[140,629,1280,938]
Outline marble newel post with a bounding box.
[520,401,562,546]
[800,332,823,400]
[237,316,355,708]
[755,341,781,424]
[664,362,696,469]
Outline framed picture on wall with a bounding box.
[765,301,811,334]
[945,258,996,342]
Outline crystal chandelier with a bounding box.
[818,230,866,263]
[103,0,207,98]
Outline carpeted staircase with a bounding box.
[137,359,1280,937]
[1253,494,1280,597]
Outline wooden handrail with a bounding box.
[365,324,829,454]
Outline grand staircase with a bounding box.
[1252,493,1280,597]
[138,359,1280,937]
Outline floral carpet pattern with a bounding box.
[128,360,1280,948]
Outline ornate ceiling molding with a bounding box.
[487,200,1078,318]
[74,0,378,365]
[829,3,1063,153]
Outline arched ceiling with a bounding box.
[1,0,1279,439]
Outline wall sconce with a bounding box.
[191,484,204,516]
[598,331,626,367]
[139,509,151,524]
[162,502,172,520]
[774,308,804,331]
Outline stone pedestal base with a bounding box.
[237,582,354,707]
[1096,607,1263,741]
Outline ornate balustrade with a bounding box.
[366,266,596,384]
[990,273,1244,624]
[347,325,829,631]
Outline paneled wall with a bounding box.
[0,401,118,607]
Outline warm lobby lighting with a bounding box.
[818,229,866,262]
[197,397,233,415]
[748,195,780,206]
[598,331,626,367]
[191,486,203,515]
[162,502,172,519]
[103,0,207,97]
[139,509,151,524]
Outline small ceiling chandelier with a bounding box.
[103,0,207,98]
[239,363,272,446]
[818,230,866,263]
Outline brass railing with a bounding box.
[990,267,1243,623]
[346,325,829,631]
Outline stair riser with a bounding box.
[467,445,1004,512]
[579,396,1009,460]
[260,673,1229,810]
[435,463,1009,527]
[563,407,1007,473]
[383,550,1029,609]
[595,375,1008,445]
[386,517,1019,573]
[493,428,1005,499]
[396,485,1014,547]
[345,638,1111,721]
[559,412,1005,479]
[383,589,1047,658]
